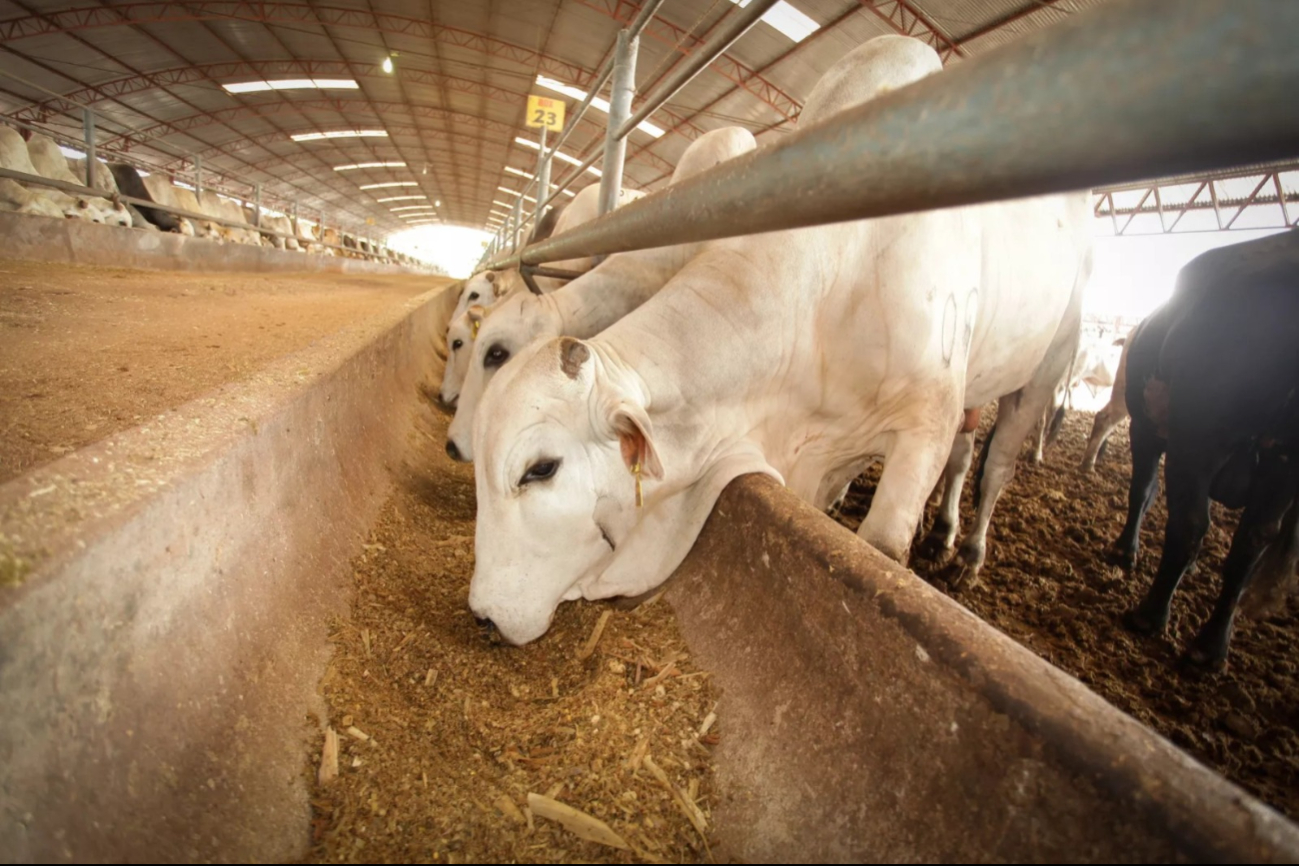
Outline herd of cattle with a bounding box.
[0,123,419,266]
[437,34,1298,672]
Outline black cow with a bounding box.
[1109,230,1299,671]
[106,163,184,233]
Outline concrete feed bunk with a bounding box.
[2,263,1298,861]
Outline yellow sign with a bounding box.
[526,95,565,132]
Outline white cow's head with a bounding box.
[468,337,662,644]
[445,291,562,463]
[468,336,778,645]
[438,308,481,407]
[451,272,498,323]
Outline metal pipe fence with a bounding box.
[480,0,774,265]
[480,0,1298,273]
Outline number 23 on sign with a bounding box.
[526,95,565,132]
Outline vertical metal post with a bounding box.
[534,125,551,226]
[194,154,203,198]
[1274,174,1291,227]
[509,197,523,251]
[253,183,262,228]
[599,28,638,217]
[82,109,96,188]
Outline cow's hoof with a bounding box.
[1178,645,1228,677]
[916,532,953,564]
[1103,545,1136,573]
[942,560,981,592]
[1122,605,1167,636]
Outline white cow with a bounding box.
[26,133,131,226]
[170,185,222,240]
[1030,333,1123,463]
[455,184,646,315]
[259,214,300,250]
[445,126,758,461]
[0,126,95,221]
[66,156,117,194]
[439,310,480,407]
[465,36,1092,644]
[0,177,66,218]
[1080,328,1137,472]
[441,184,648,400]
[138,175,196,236]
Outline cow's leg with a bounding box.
[946,389,1053,589]
[1031,410,1047,465]
[1124,448,1216,635]
[858,428,953,565]
[1106,418,1163,572]
[1081,401,1124,472]
[1185,455,1297,670]
[917,431,975,562]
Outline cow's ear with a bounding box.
[466,305,487,339]
[484,271,496,284]
[610,402,664,481]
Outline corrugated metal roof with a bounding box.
[0,0,1125,237]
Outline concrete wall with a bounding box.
[0,281,461,863]
[0,210,437,275]
[666,474,1299,863]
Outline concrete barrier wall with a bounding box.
[0,281,460,863]
[0,211,438,275]
[666,474,1299,863]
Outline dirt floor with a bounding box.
[303,407,720,864]
[834,410,1299,822]
[0,258,446,485]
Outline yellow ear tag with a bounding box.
[632,462,643,508]
[471,318,481,339]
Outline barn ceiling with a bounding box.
[0,0,1110,238]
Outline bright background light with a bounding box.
[388,225,491,278]
[1085,228,1287,322]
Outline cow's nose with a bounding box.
[446,439,464,462]
[474,614,503,644]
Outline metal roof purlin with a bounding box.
[0,6,376,228]
[859,1,967,62]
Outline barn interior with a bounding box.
[1,1,1298,863]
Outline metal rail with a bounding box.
[482,0,775,260]
[483,0,1299,271]
[615,0,780,141]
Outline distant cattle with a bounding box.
[26,133,130,226]
[0,126,88,221]
[108,163,188,233]
[0,177,65,218]
[1031,334,1125,463]
[1080,329,1137,472]
[1110,230,1299,670]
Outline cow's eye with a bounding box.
[469,292,479,301]
[452,339,463,351]
[485,344,511,368]
[519,459,560,486]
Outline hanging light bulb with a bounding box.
[381,55,394,74]
[434,200,441,207]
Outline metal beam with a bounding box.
[482,0,1299,268]
[951,0,1066,47]
[1094,165,1299,235]
[859,1,967,62]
